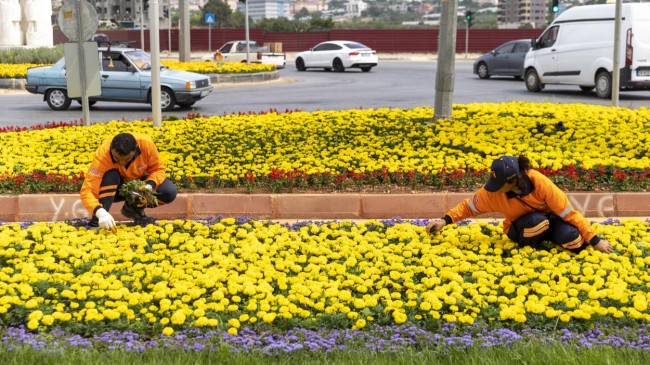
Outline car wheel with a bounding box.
[160,87,176,111]
[333,58,345,72]
[178,101,195,108]
[295,57,306,71]
[579,85,595,92]
[595,71,612,98]
[361,67,372,72]
[45,89,71,111]
[525,69,543,92]
[477,62,489,79]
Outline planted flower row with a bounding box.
[0,61,273,79]
[3,323,650,354]
[0,103,648,193]
[0,218,648,337]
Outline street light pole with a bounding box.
[168,0,171,53]
[140,0,145,50]
[245,1,250,64]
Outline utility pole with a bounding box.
[245,0,250,64]
[167,0,172,53]
[432,0,458,122]
[612,0,622,106]
[149,0,161,127]
[179,0,190,61]
[140,0,145,50]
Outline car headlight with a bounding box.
[185,81,197,89]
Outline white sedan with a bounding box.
[295,40,378,72]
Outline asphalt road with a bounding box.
[2,60,650,127]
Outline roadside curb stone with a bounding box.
[3,192,647,223]
[0,71,280,91]
[0,78,26,89]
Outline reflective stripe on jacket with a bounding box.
[446,169,597,243]
[80,133,166,215]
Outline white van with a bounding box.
[523,3,650,98]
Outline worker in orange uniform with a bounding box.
[426,155,613,254]
[80,132,177,231]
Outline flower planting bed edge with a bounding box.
[0,192,648,223]
[0,70,280,91]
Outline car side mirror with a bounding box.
[530,38,538,50]
[492,50,497,55]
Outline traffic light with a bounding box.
[465,10,473,28]
[552,0,560,13]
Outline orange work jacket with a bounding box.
[80,133,166,215]
[445,169,598,243]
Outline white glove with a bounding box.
[144,184,153,191]
[96,208,117,232]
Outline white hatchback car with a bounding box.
[295,40,378,72]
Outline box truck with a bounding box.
[523,3,650,98]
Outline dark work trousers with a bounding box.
[96,169,178,215]
[506,212,586,253]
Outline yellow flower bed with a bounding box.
[0,63,48,79]
[161,60,274,74]
[0,61,272,79]
[0,103,648,182]
[0,218,648,334]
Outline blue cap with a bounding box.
[484,156,519,192]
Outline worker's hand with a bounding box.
[96,208,117,233]
[593,239,613,254]
[426,219,447,235]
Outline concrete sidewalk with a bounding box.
[1,191,646,223]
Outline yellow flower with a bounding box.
[162,327,174,336]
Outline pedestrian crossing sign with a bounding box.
[205,13,215,24]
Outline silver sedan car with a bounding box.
[473,39,531,79]
[295,40,378,73]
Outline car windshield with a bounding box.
[125,50,152,70]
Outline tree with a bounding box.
[200,0,233,28]
[295,7,310,20]
[308,15,335,31]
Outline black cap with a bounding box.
[484,156,519,192]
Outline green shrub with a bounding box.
[0,45,64,64]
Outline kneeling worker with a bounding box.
[426,155,613,254]
[80,132,177,231]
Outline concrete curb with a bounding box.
[210,71,279,84]
[0,78,26,90]
[0,192,646,223]
[0,71,280,91]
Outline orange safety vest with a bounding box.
[80,133,166,215]
[446,169,598,243]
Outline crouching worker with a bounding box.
[80,132,177,231]
[426,155,613,254]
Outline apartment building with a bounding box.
[497,0,547,29]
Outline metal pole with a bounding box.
[179,0,190,61]
[209,23,212,53]
[612,0,622,107]
[150,0,161,127]
[465,20,468,59]
[245,1,250,64]
[168,0,171,53]
[140,0,145,50]
[75,0,90,126]
[432,0,458,122]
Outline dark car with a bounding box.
[473,39,531,79]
